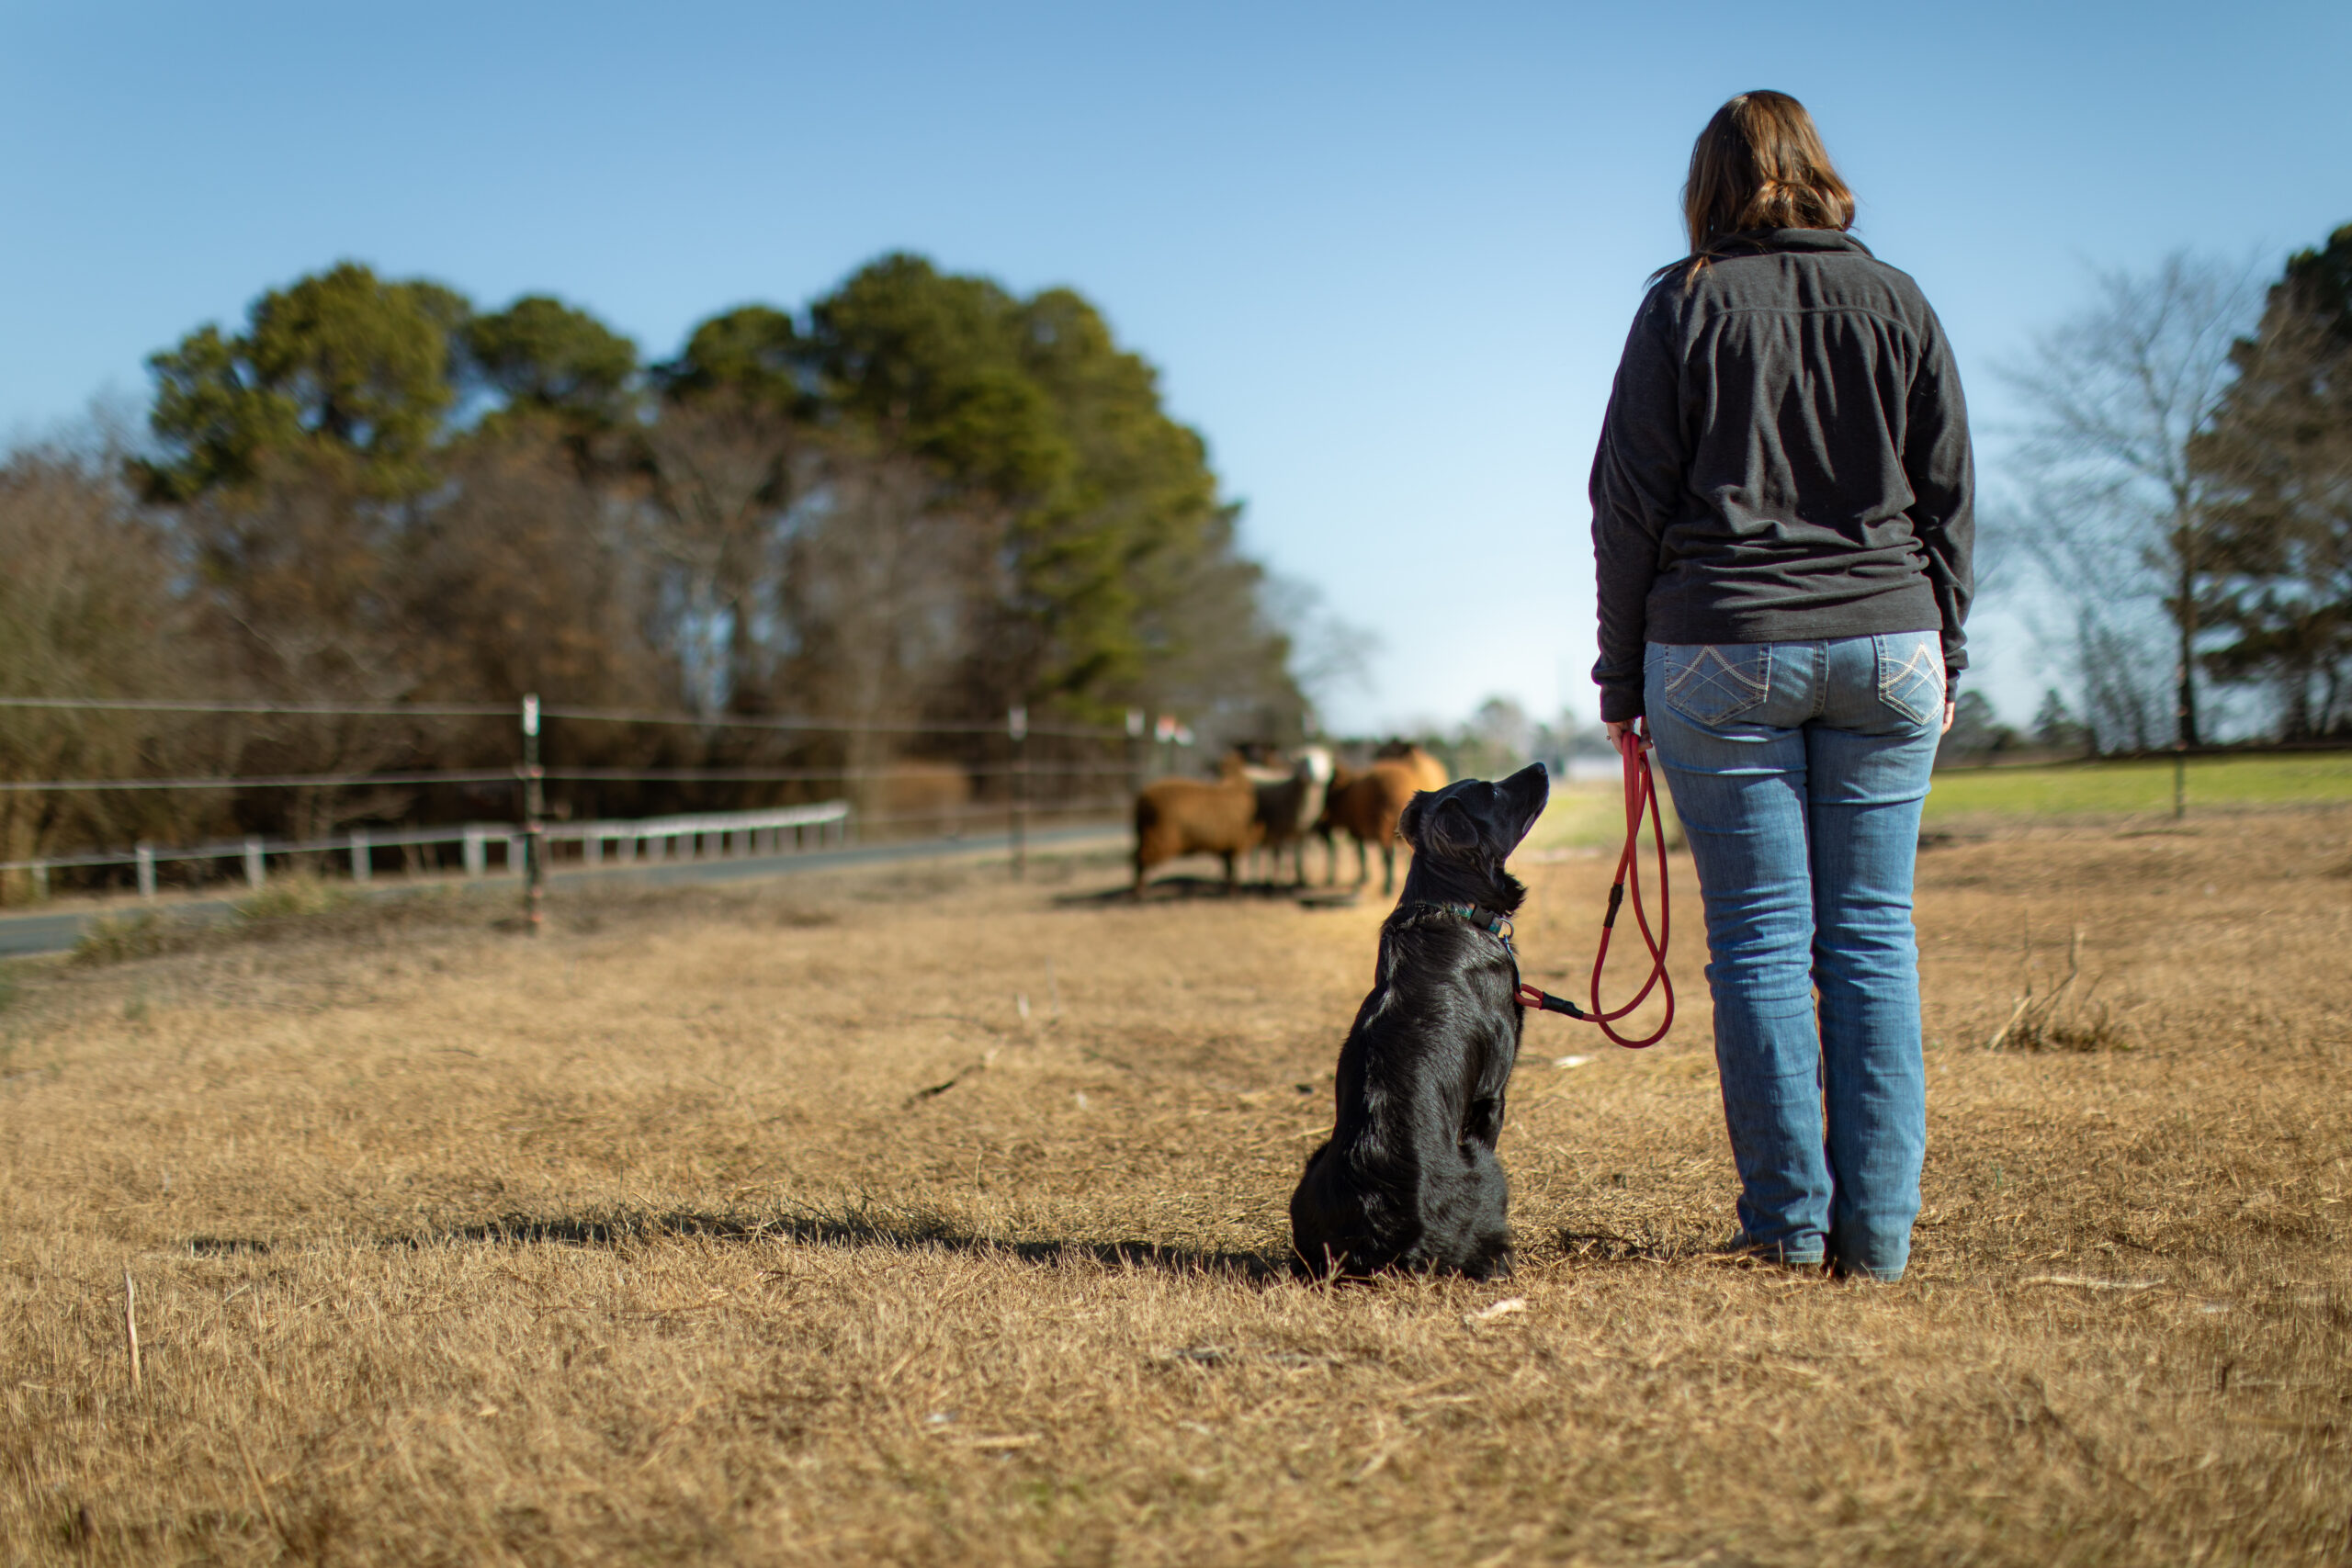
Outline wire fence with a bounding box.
[0,694,1195,915]
[0,694,1138,737]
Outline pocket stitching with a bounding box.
[1876,641,1943,724]
[1663,646,1770,725]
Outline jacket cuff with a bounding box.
[1600,684,1645,724]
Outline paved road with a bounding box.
[0,824,1129,960]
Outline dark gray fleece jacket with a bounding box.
[1589,228,1973,723]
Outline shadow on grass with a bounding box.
[387,1204,1295,1284]
[1056,875,1361,908]
[1555,1227,1702,1265]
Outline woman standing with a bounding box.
[1589,91,1972,1281]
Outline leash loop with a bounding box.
[1582,724,1674,1048]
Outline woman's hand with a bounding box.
[1605,719,1642,750]
[1940,702,1955,736]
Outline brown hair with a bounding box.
[1671,91,1854,280]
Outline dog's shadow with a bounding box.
[1054,876,1361,909]
[374,1204,1294,1284]
[353,1210,1718,1287]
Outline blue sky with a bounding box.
[3,1,2346,732]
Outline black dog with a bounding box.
[1289,763,1551,1279]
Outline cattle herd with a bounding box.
[1131,741,1453,896]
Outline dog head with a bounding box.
[1396,763,1550,873]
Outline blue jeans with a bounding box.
[1643,632,1942,1280]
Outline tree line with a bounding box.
[2006,223,2352,752]
[0,255,1311,886]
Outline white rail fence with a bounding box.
[0,801,852,900]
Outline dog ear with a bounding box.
[1429,799,1479,854]
[1405,795,1477,856]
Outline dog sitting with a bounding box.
[1289,763,1551,1279]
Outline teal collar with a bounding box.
[1408,900,1517,953]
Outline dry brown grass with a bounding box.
[3,809,2348,1565]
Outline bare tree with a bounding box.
[2005,254,2258,749]
[638,391,806,716]
[779,442,985,815]
[177,453,428,843]
[408,430,672,712]
[0,444,224,897]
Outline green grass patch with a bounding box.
[1522,777,1687,852]
[234,874,357,924]
[69,877,478,968]
[1521,752,2350,849]
[71,908,178,965]
[1926,753,2352,819]
[1522,781,1634,852]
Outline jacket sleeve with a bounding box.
[1589,291,1685,723]
[1904,304,1974,695]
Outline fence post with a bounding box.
[1126,708,1146,794]
[350,829,370,885]
[243,837,266,890]
[464,828,486,878]
[1008,705,1029,880]
[31,862,47,901]
[135,843,156,900]
[585,830,602,868]
[520,694,546,931]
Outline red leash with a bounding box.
[1516,725,1675,1048]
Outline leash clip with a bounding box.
[1516,983,1588,1020]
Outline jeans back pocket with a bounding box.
[1874,635,1945,725]
[1660,643,1771,727]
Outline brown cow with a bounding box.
[1317,760,1423,895]
[1374,740,1450,794]
[1133,773,1262,892]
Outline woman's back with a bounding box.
[1591,228,1971,727]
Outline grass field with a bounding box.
[1926,753,2352,820]
[3,807,2347,1564]
[1524,750,2352,853]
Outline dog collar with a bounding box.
[1406,901,1590,1020]
[1409,900,1517,951]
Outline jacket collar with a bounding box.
[1720,227,1873,258]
